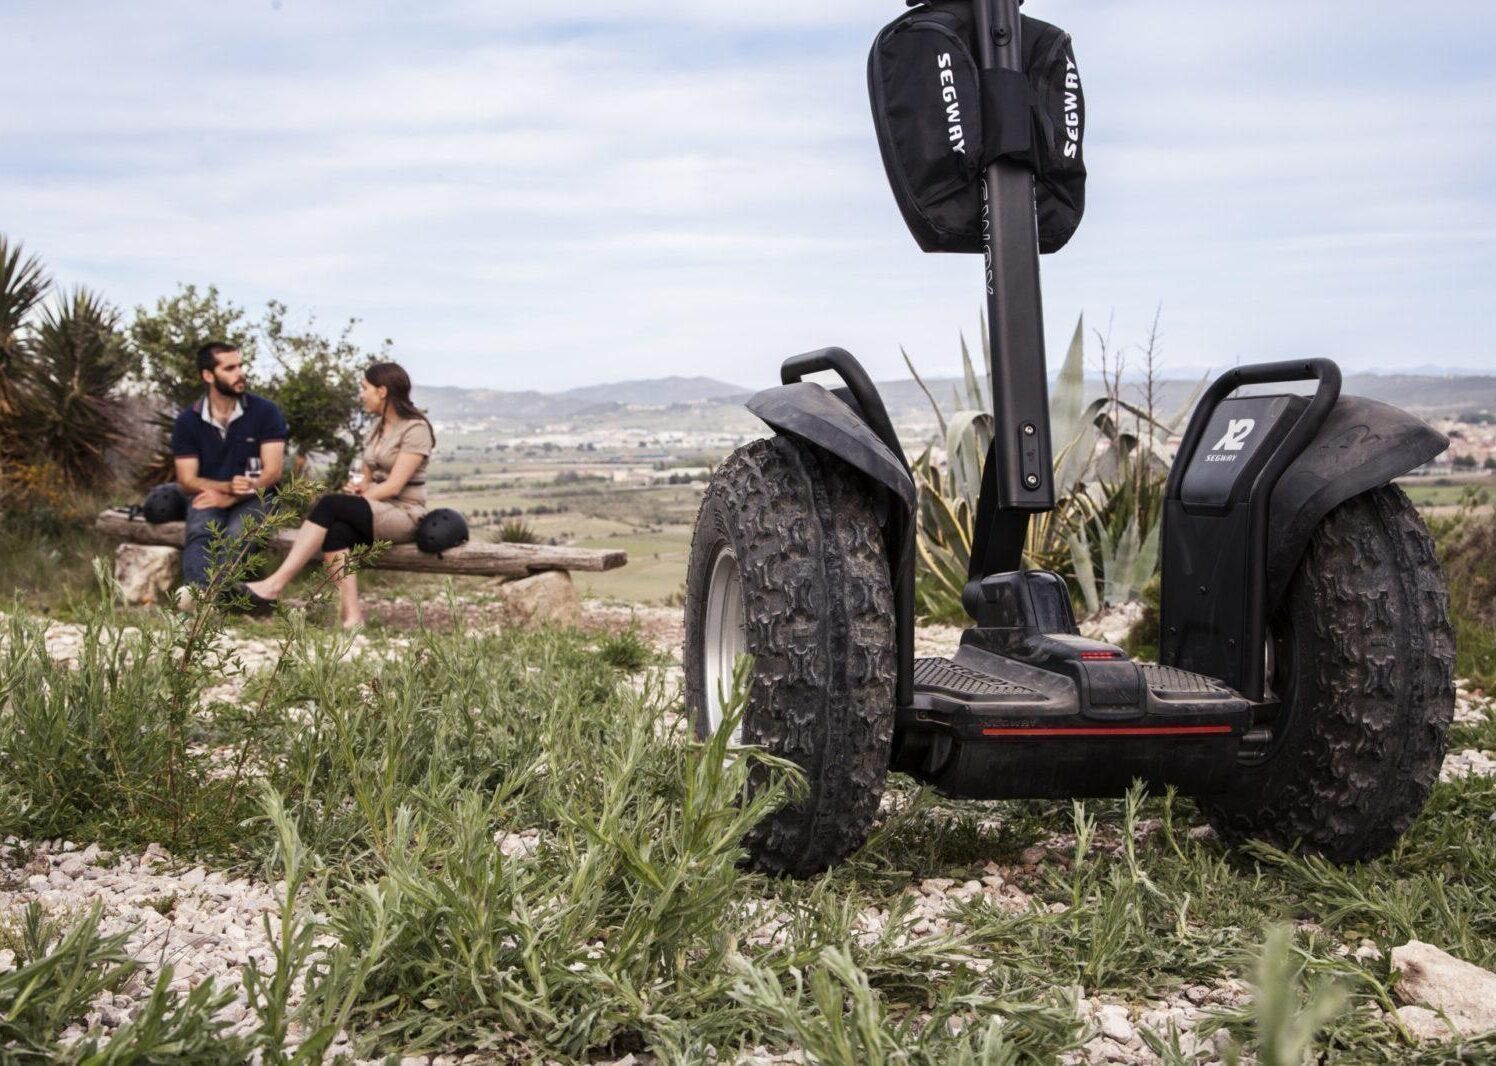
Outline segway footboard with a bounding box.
[894,570,1253,798]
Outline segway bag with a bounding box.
[868,2,1086,254]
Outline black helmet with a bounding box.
[416,508,469,554]
[142,484,187,524]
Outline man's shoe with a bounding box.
[225,582,277,615]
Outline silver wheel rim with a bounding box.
[703,545,747,743]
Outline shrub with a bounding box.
[1428,488,1496,689]
[498,518,540,544]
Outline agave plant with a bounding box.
[905,315,1089,621]
[1061,318,1203,612]
[905,313,1201,621]
[18,288,132,487]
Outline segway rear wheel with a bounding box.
[685,435,896,877]
[1201,485,1455,861]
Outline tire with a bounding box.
[1201,485,1455,862]
[684,435,897,877]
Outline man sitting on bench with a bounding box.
[169,342,288,591]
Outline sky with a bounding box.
[3,0,1494,392]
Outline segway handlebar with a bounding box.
[1164,358,1342,505]
[781,347,906,470]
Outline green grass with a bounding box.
[0,515,120,621]
[2,586,1494,1063]
[1399,475,1496,509]
[575,526,693,603]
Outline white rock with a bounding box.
[495,571,582,628]
[1395,1005,1456,1043]
[1391,940,1496,1035]
[113,544,182,607]
[1096,1004,1136,1044]
[1079,601,1145,646]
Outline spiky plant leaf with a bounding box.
[1050,315,1087,459]
[959,330,986,411]
[944,409,992,515]
[16,288,131,486]
[0,235,49,428]
[901,345,948,439]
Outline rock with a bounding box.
[495,571,581,628]
[1078,601,1145,646]
[114,544,181,607]
[1096,1004,1136,1044]
[1391,941,1496,1035]
[1395,1005,1456,1043]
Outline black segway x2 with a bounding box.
[685,0,1455,877]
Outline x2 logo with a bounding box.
[1211,419,1256,453]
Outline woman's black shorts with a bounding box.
[307,493,374,553]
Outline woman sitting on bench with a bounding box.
[240,361,433,628]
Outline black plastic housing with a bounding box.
[1160,360,1340,698]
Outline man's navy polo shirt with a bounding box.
[170,393,289,482]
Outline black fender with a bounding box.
[747,380,918,706]
[1266,395,1447,606]
[747,382,915,514]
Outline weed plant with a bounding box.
[1,576,1494,1060]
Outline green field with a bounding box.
[424,447,709,603]
[1399,474,1495,509]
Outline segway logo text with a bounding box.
[1063,57,1080,158]
[1205,418,1256,462]
[936,53,966,155]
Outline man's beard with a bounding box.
[210,374,246,398]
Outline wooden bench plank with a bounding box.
[95,509,626,577]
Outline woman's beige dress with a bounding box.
[363,418,434,542]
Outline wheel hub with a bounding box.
[703,545,747,743]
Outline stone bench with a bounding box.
[96,508,627,615]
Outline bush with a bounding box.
[497,518,540,544]
[1428,489,1496,689]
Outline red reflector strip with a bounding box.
[1079,651,1123,660]
[980,725,1234,738]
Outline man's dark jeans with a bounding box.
[171,485,272,587]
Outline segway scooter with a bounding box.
[685,0,1455,877]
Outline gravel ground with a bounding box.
[4,605,1492,1063]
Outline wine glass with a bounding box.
[245,456,263,485]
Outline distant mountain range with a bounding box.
[420,375,749,423]
[418,371,1496,432]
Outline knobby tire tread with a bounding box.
[685,437,896,876]
[1202,485,1455,862]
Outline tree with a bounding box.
[1484,457,1496,472]
[130,290,380,486]
[256,301,381,484]
[130,284,256,410]
[1452,454,1478,470]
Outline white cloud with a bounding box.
[2,0,1493,393]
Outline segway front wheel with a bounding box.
[1201,485,1455,861]
[684,435,896,877]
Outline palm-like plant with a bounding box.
[0,236,50,432]
[904,315,1092,621]
[20,288,132,487]
[905,313,1201,621]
